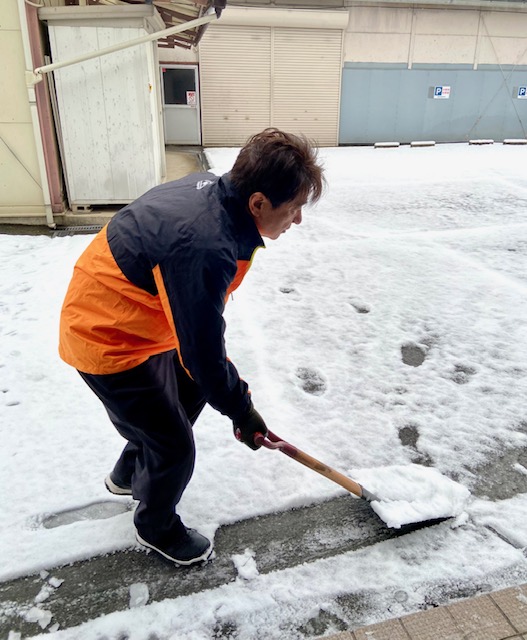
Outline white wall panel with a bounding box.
[0,0,46,217]
[48,18,163,205]
[478,36,527,66]
[480,11,527,38]
[0,0,21,30]
[343,6,527,67]
[414,10,479,35]
[413,35,477,64]
[347,7,412,34]
[0,31,32,124]
[344,32,411,64]
[0,124,44,209]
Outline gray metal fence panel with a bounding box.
[339,64,527,144]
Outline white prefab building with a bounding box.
[41,6,166,209]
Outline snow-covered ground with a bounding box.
[2,143,527,638]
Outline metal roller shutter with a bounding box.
[273,28,342,146]
[199,25,271,146]
[200,24,343,147]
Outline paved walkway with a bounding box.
[324,583,527,640]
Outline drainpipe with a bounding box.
[26,12,218,86]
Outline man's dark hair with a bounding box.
[230,128,324,208]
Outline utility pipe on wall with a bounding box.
[26,11,218,86]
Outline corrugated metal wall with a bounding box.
[339,63,527,144]
[199,25,342,146]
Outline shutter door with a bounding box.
[273,28,342,146]
[199,25,271,146]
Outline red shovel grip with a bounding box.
[254,430,297,456]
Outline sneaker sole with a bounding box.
[104,475,133,496]
[135,533,214,567]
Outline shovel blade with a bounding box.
[352,464,470,529]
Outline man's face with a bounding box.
[249,193,306,240]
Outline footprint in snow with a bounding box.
[348,298,371,314]
[279,286,302,300]
[401,341,427,367]
[450,363,477,385]
[398,423,433,466]
[295,367,327,396]
[42,501,133,529]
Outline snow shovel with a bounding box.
[254,430,380,502]
[253,430,470,529]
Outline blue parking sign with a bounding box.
[434,86,451,100]
[519,86,527,99]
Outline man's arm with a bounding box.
[153,247,251,421]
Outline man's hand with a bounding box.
[233,402,268,450]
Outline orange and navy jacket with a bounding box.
[59,172,264,421]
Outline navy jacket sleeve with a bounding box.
[158,236,252,421]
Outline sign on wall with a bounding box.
[434,86,451,100]
[518,87,527,100]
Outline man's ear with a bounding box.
[248,192,268,218]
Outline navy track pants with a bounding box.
[79,349,206,544]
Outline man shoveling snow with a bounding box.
[58,129,324,567]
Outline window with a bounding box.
[162,68,196,105]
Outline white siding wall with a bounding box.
[0,0,46,218]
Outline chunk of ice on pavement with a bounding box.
[232,549,259,580]
[49,576,64,588]
[129,582,149,608]
[351,464,471,528]
[24,606,53,629]
[34,585,52,603]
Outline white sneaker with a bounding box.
[104,473,133,496]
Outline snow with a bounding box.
[128,584,149,609]
[2,142,527,638]
[232,549,259,581]
[23,607,52,630]
[469,494,527,548]
[352,464,470,528]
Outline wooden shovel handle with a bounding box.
[254,430,365,499]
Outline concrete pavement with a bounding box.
[325,583,527,640]
[2,145,527,639]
